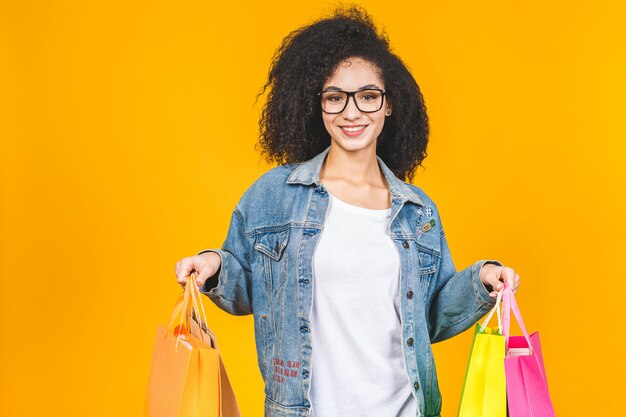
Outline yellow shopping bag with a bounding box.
[457,291,507,417]
[144,274,241,417]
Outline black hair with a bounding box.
[255,4,429,182]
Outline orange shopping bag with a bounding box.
[144,274,241,417]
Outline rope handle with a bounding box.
[479,288,503,334]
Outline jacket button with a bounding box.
[402,241,409,249]
[414,381,420,390]
[406,290,413,299]
[407,337,414,346]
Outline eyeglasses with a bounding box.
[317,88,387,114]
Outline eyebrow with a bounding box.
[323,84,381,92]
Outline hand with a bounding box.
[479,263,520,298]
[175,252,222,289]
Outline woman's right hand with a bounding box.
[175,252,222,290]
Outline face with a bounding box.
[320,57,391,154]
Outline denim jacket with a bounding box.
[197,146,501,417]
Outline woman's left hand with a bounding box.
[479,263,520,298]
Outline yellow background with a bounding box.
[1,1,624,416]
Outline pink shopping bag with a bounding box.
[501,284,557,417]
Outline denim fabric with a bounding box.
[197,146,501,417]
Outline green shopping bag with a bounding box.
[457,291,507,417]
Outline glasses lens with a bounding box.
[320,89,383,113]
[321,91,347,113]
[355,89,383,112]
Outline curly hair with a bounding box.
[255,4,429,182]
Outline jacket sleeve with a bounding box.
[196,206,253,316]
[426,226,503,343]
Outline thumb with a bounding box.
[193,267,214,289]
[490,273,505,291]
[482,266,504,291]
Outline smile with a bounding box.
[339,125,368,136]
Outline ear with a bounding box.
[385,101,393,116]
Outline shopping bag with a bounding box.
[457,291,507,417]
[187,301,242,417]
[502,284,556,417]
[144,274,241,417]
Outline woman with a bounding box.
[175,6,520,417]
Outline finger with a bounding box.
[489,291,498,298]
[499,267,512,288]
[175,261,184,282]
[485,278,504,292]
[177,266,190,285]
[480,265,501,289]
[191,270,203,288]
[488,271,505,291]
[194,266,214,288]
[177,259,197,285]
[513,273,520,294]
[495,267,513,290]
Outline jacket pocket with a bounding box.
[253,227,290,291]
[417,243,440,300]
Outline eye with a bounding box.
[327,95,345,102]
[356,90,381,101]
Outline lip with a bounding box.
[339,124,368,137]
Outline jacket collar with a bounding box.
[286,146,424,206]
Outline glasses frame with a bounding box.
[317,88,387,114]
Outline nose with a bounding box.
[342,94,362,119]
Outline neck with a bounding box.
[320,143,386,187]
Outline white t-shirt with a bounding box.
[309,191,417,417]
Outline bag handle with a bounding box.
[479,288,503,334]
[501,282,534,354]
[187,272,210,344]
[165,272,211,350]
[166,281,191,330]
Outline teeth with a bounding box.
[342,125,366,132]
